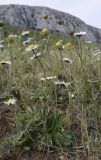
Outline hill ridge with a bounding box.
[0,4,101,42]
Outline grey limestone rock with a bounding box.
[0,4,101,42]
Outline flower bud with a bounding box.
[55,41,63,50]
[41,28,48,37]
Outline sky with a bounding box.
[0,0,101,28]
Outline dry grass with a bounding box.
[0,28,101,160]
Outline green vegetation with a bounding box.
[0,24,101,160]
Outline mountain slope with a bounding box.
[0,4,101,42]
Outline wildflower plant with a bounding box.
[0,25,101,160]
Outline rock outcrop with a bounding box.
[0,4,101,42]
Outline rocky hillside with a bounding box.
[0,4,101,42]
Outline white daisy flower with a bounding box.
[23,37,34,46]
[93,49,101,53]
[30,52,42,59]
[21,31,30,36]
[23,39,31,46]
[63,58,72,64]
[40,76,57,81]
[26,44,39,52]
[40,77,46,81]
[46,76,57,80]
[0,60,11,65]
[73,32,87,37]
[54,81,71,87]
[4,98,17,105]
[93,49,101,56]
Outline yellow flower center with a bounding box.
[66,42,72,49]
[28,44,34,49]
